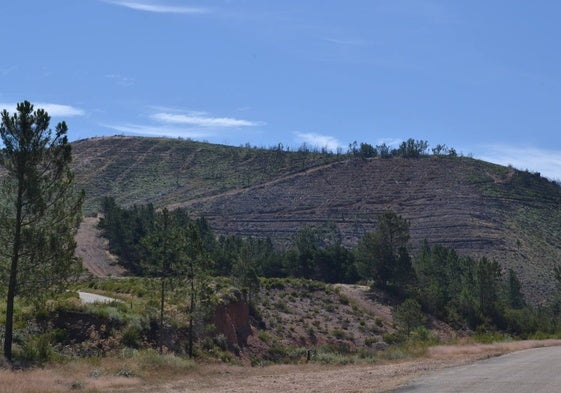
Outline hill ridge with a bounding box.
[71,136,561,303]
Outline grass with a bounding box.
[0,350,196,393]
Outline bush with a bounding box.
[18,333,53,364]
[121,327,142,349]
[332,329,345,339]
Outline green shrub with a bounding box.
[383,332,405,345]
[137,349,195,371]
[18,333,53,363]
[121,327,142,349]
[332,329,345,339]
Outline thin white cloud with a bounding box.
[102,123,209,139]
[0,102,85,117]
[0,65,17,76]
[322,37,368,47]
[105,74,135,87]
[479,145,561,181]
[104,107,264,141]
[377,137,403,147]
[105,1,210,14]
[294,132,341,151]
[152,112,263,128]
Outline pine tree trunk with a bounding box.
[4,182,24,362]
[159,277,165,354]
[188,273,195,358]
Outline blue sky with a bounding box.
[2,1,561,179]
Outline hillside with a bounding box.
[71,136,561,303]
[71,136,340,213]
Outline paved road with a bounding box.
[78,291,119,304]
[395,346,561,393]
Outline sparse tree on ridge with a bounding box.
[0,101,84,362]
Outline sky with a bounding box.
[1,1,561,179]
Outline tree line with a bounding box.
[99,200,561,338]
[258,138,458,159]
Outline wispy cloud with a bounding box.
[294,132,341,151]
[152,112,263,128]
[322,37,368,47]
[103,123,209,139]
[479,145,561,181]
[104,1,210,15]
[105,74,135,87]
[377,137,403,147]
[104,108,264,140]
[0,65,17,76]
[0,102,85,117]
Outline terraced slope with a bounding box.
[71,137,561,303]
[71,136,341,213]
[175,156,561,301]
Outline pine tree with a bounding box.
[355,211,414,297]
[0,101,84,362]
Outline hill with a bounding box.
[71,136,561,303]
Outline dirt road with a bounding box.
[396,345,561,393]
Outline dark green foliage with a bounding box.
[355,211,414,297]
[97,198,561,341]
[396,138,429,158]
[360,143,377,158]
[394,298,426,337]
[284,226,358,283]
[507,269,525,309]
[231,246,261,303]
[346,138,449,160]
[431,144,457,157]
[554,264,561,292]
[99,197,156,274]
[414,241,509,329]
[475,257,502,322]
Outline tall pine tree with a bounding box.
[0,101,84,362]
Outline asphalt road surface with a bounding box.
[395,346,561,393]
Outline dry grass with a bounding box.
[2,340,559,393]
[0,366,140,393]
[0,351,195,393]
[429,339,561,360]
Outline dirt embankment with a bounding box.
[75,216,125,277]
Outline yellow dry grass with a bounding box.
[1,340,560,393]
[0,367,140,393]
